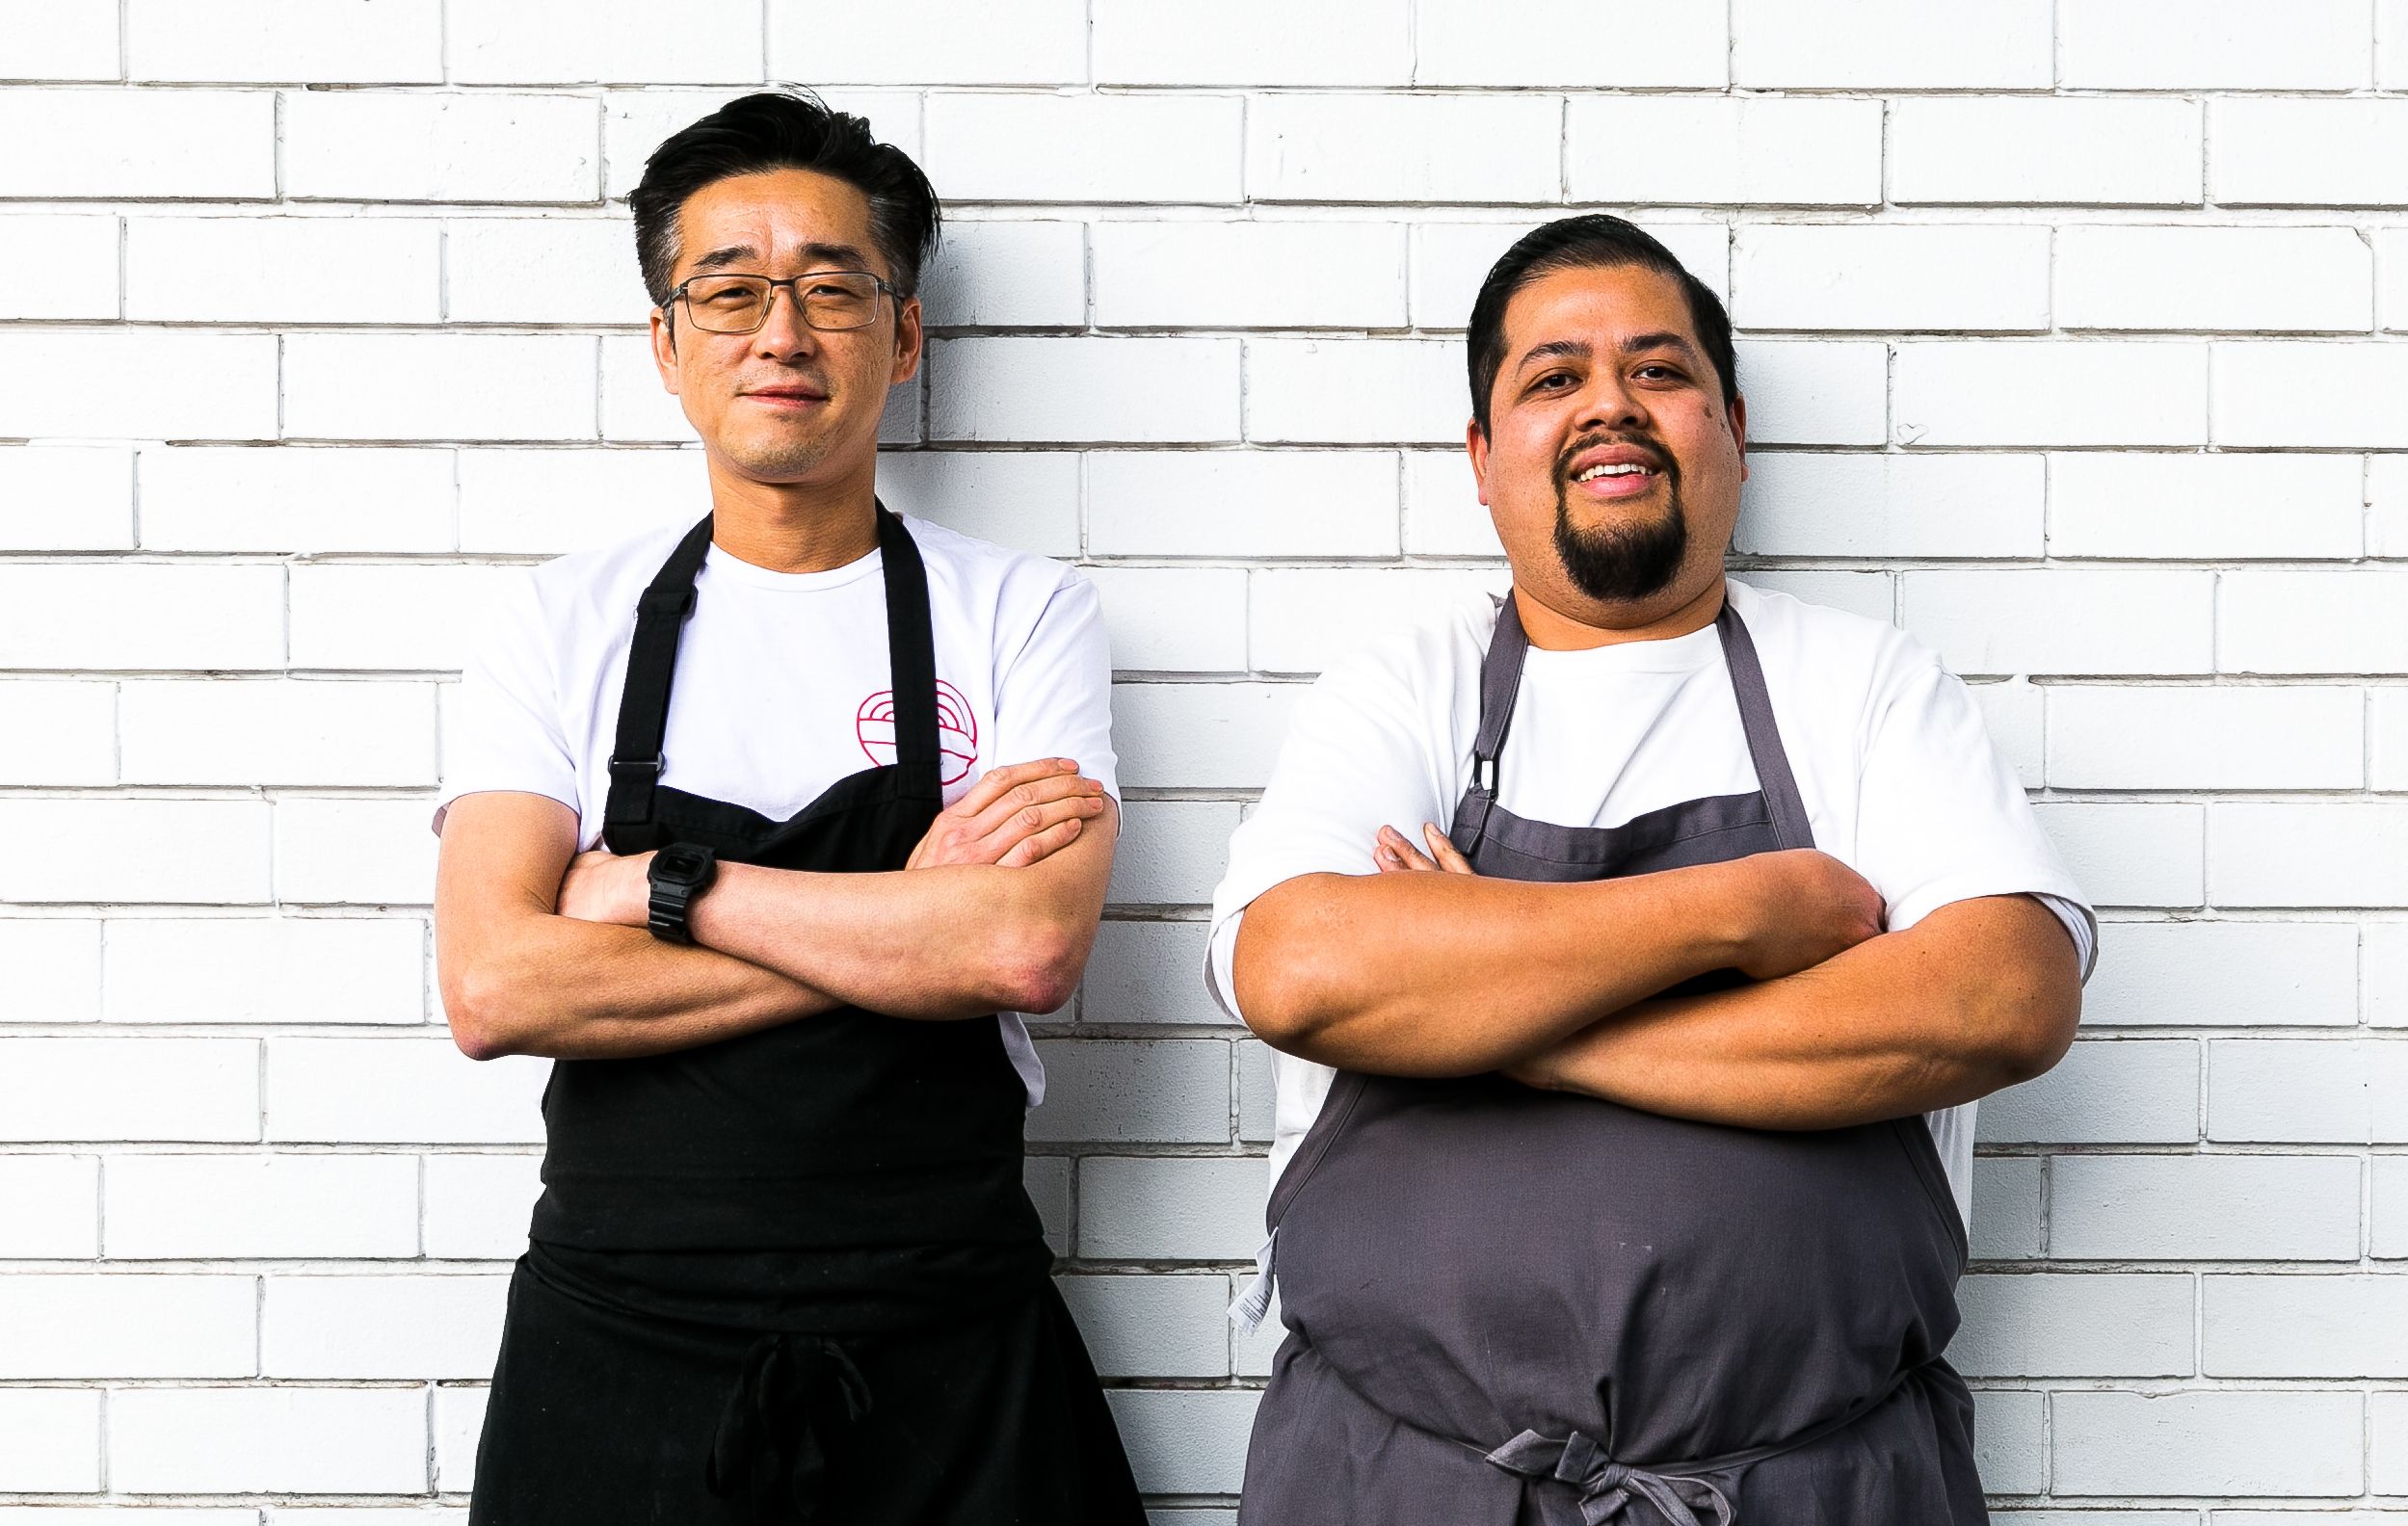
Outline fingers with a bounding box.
[949,757,1081,821]
[913,759,1108,869]
[1374,824,1438,872]
[1421,823,1477,875]
[958,770,1107,856]
[996,815,1085,869]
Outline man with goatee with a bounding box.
[1212,215,2093,1524]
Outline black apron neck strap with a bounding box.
[1712,597,1814,853]
[603,513,715,834]
[873,505,943,802]
[602,504,942,839]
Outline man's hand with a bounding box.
[1731,850,1886,981]
[907,757,1109,870]
[1373,822,1475,876]
[559,847,652,926]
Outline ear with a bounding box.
[889,295,924,386]
[1466,417,1492,506]
[1728,392,1748,484]
[648,306,680,396]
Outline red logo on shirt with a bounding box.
[857,679,979,784]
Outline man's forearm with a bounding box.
[1232,863,1755,1077]
[686,820,1115,1019]
[435,791,842,1062]
[1517,895,2081,1130]
[444,908,840,1061]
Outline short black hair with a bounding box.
[628,90,941,308]
[1467,215,1737,435]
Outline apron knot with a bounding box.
[1486,1429,1736,1526]
[705,1332,872,1524]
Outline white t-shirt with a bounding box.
[1205,577,2095,1228]
[437,512,1120,1107]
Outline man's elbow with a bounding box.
[985,921,1091,1015]
[1990,1000,2078,1087]
[440,963,524,1062]
[1975,975,2081,1090]
[1227,905,1347,1055]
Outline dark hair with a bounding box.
[1466,215,1737,435]
[628,91,941,308]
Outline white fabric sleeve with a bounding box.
[433,568,578,835]
[1854,650,2099,980]
[1201,646,1453,1024]
[2033,893,2096,977]
[1209,910,1250,1025]
[984,569,1120,802]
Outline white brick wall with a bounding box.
[1,3,2398,1515]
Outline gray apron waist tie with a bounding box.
[1480,1364,1918,1526]
[1485,1432,1733,1526]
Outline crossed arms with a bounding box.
[436,759,1115,1061]
[1234,824,2081,1131]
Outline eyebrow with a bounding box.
[1514,339,1592,375]
[687,241,877,276]
[1513,331,1704,377]
[1619,331,1704,365]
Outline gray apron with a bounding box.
[1237,593,1984,1526]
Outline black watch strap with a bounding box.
[646,845,717,945]
[648,881,697,944]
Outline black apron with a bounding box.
[469,510,1143,1526]
[1236,592,1982,1526]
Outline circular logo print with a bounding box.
[857,679,979,785]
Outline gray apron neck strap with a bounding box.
[1711,598,1814,854]
[1469,592,1532,800]
[1467,586,1815,854]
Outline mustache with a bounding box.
[1552,433,1672,487]
[738,371,833,394]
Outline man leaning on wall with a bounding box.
[430,92,1146,1526]
[1211,214,2096,1524]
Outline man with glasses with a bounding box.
[434,92,1144,1525]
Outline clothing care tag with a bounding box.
[1230,1230,1278,1334]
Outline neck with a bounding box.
[1512,570,1728,651]
[702,452,881,573]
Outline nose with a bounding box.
[1573,371,1649,436]
[751,283,820,362]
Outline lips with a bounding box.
[1558,437,1669,499]
[740,382,830,408]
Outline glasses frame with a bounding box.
[662,269,896,336]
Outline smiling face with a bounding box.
[1469,262,1747,629]
[647,166,922,489]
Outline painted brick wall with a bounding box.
[3,1,2405,1519]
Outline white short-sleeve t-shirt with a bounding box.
[1205,577,2095,1227]
[436,511,1119,1107]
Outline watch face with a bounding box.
[657,847,706,879]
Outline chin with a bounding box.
[717,434,834,482]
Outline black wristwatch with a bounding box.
[646,843,718,945]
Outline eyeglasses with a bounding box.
[664,271,893,335]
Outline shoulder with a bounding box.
[1308,585,1499,731]
[519,521,696,626]
[900,512,1085,614]
[1726,577,1945,704]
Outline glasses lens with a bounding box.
[800,273,880,331]
[683,276,769,332]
